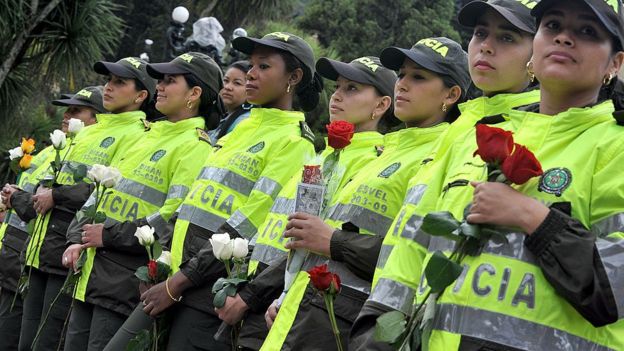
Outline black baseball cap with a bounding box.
[316,56,397,97]
[532,0,624,49]
[381,37,471,96]
[458,0,537,34]
[232,32,317,85]
[52,86,107,113]
[93,57,157,99]
[147,52,224,96]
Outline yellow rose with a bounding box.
[21,138,35,154]
[19,154,32,169]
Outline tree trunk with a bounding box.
[0,0,64,89]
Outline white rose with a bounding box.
[49,129,67,150]
[8,147,23,160]
[209,233,233,261]
[157,251,172,266]
[231,238,249,259]
[67,118,85,135]
[87,164,108,183]
[101,167,122,188]
[134,225,155,246]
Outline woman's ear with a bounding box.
[608,51,624,78]
[136,90,149,104]
[288,68,304,88]
[189,86,203,103]
[444,85,462,106]
[373,95,392,117]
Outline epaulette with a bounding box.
[196,128,211,144]
[299,121,315,144]
[475,114,506,125]
[613,110,624,126]
[375,145,384,156]
[141,119,151,131]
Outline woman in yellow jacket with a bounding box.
[138,32,322,350]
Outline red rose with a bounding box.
[307,264,341,293]
[501,144,543,185]
[473,124,514,164]
[327,120,354,150]
[148,260,158,280]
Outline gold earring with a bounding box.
[526,61,535,83]
[186,100,193,109]
[441,103,447,113]
[134,98,140,104]
[604,73,614,86]
[286,84,291,94]
[371,112,376,120]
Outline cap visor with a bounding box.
[146,62,191,79]
[52,97,97,109]
[316,58,372,85]
[380,47,442,75]
[459,2,534,33]
[93,61,135,78]
[232,36,292,55]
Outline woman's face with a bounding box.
[103,74,145,113]
[329,76,385,127]
[155,74,196,116]
[246,47,292,107]
[533,2,621,94]
[61,106,97,133]
[220,67,247,112]
[394,59,452,124]
[468,9,534,96]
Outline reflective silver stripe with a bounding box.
[328,204,393,235]
[227,211,257,239]
[166,185,189,200]
[369,278,414,315]
[376,244,393,269]
[7,214,28,232]
[405,184,427,206]
[198,167,255,195]
[596,237,624,318]
[22,183,36,194]
[115,178,166,207]
[254,177,282,199]
[302,254,371,294]
[269,197,295,215]
[433,303,613,351]
[146,212,168,235]
[24,164,38,174]
[177,204,226,232]
[399,214,430,249]
[60,161,91,175]
[250,243,287,265]
[592,213,624,237]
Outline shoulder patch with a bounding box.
[197,128,211,144]
[378,162,401,178]
[476,114,506,125]
[300,121,315,144]
[142,119,151,131]
[375,145,384,156]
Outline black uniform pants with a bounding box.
[63,300,126,351]
[167,304,229,351]
[0,288,23,351]
[103,304,152,351]
[19,268,72,351]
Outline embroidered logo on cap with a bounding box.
[179,53,194,63]
[416,38,449,57]
[267,32,291,42]
[605,0,619,12]
[123,57,142,69]
[538,168,572,197]
[75,89,92,98]
[514,0,538,9]
[354,57,380,72]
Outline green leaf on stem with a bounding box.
[424,251,463,293]
[212,277,228,293]
[373,310,407,345]
[75,251,87,272]
[421,212,461,241]
[458,222,480,239]
[93,211,106,224]
[156,262,171,282]
[73,164,87,183]
[126,329,151,351]
[214,288,228,308]
[480,226,509,245]
[83,205,95,219]
[135,266,149,282]
[152,240,162,261]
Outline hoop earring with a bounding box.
[526,61,535,83]
[186,100,193,110]
[371,112,376,120]
[286,84,291,94]
[441,103,447,113]
[603,73,614,86]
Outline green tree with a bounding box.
[298,0,460,61]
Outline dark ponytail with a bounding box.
[278,51,323,112]
[134,78,164,121]
[183,73,224,130]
